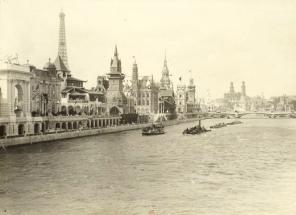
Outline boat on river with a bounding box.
[183,125,210,135]
[142,123,165,136]
[226,120,242,125]
[183,120,211,135]
[210,122,227,129]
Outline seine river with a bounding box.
[1,119,296,215]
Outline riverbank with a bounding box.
[0,117,207,148]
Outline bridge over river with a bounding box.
[206,111,296,119]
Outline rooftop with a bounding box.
[67,76,86,82]
[54,55,70,72]
[0,62,31,73]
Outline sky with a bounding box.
[0,0,296,99]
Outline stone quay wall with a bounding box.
[0,117,207,148]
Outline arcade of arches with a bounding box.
[0,116,121,138]
[59,105,105,116]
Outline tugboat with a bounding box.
[183,126,210,135]
[142,123,165,136]
[183,120,211,135]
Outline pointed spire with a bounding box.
[164,49,167,66]
[59,10,65,17]
[132,56,138,72]
[132,56,138,91]
[161,50,171,89]
[114,45,118,57]
[110,45,122,73]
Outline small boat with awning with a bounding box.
[142,123,165,136]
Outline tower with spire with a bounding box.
[224,81,249,111]
[160,53,171,90]
[106,45,127,114]
[187,72,196,104]
[176,77,187,113]
[131,56,139,97]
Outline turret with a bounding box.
[132,56,138,96]
[241,81,246,96]
[43,58,56,73]
[187,74,196,104]
[230,82,235,94]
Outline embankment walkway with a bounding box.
[0,117,208,148]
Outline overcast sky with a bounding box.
[0,0,295,99]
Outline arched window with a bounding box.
[14,84,23,104]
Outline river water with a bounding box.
[0,119,296,215]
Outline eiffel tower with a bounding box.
[58,11,69,69]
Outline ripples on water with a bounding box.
[0,119,296,215]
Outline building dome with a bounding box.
[43,59,56,70]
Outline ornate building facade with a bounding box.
[129,58,159,115]
[175,76,199,114]
[0,11,122,139]
[158,56,175,116]
[30,60,62,116]
[0,63,32,137]
[105,46,127,115]
[176,78,187,113]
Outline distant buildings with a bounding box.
[209,82,296,113]
[223,81,250,112]
[269,95,295,112]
